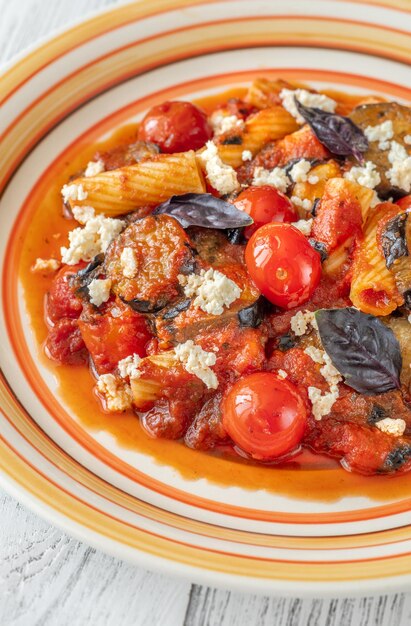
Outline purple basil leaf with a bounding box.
[153,193,253,229]
[315,307,402,395]
[294,99,368,162]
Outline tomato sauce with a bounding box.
[17,88,411,502]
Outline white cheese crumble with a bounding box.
[252,166,290,193]
[61,183,88,203]
[31,258,61,273]
[290,195,313,212]
[308,174,319,185]
[375,417,406,437]
[292,218,313,236]
[120,247,138,279]
[344,161,381,189]
[304,347,342,420]
[387,140,411,192]
[210,113,245,135]
[290,310,318,336]
[289,159,312,183]
[308,386,340,421]
[279,88,337,124]
[303,346,324,364]
[364,120,394,150]
[96,373,133,412]
[242,149,253,162]
[277,369,288,379]
[178,268,241,316]
[61,214,124,265]
[88,278,112,307]
[404,135,411,145]
[118,354,141,380]
[174,340,218,389]
[84,159,105,177]
[72,205,95,225]
[200,141,240,195]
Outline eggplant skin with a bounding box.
[382,445,411,472]
[237,297,272,328]
[381,213,409,268]
[350,102,411,196]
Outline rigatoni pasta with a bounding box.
[67,151,206,216]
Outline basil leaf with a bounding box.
[315,307,402,394]
[294,99,368,162]
[153,193,253,229]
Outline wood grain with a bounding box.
[1,1,411,624]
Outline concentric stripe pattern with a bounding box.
[1,0,411,594]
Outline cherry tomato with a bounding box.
[46,263,85,322]
[234,186,297,238]
[245,223,321,309]
[138,101,212,153]
[45,318,88,365]
[222,372,307,460]
[396,195,411,210]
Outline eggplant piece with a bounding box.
[154,264,260,347]
[381,211,411,306]
[384,317,411,390]
[105,215,196,313]
[73,254,105,298]
[349,102,411,197]
[238,296,273,328]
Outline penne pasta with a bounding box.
[67,151,206,216]
[244,77,295,109]
[130,352,177,409]
[350,204,404,316]
[214,107,298,169]
[322,238,354,276]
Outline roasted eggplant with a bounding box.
[349,102,411,196]
[381,211,411,307]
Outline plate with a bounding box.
[1,0,411,596]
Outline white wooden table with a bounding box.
[1,1,411,623]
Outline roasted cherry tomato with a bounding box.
[396,195,411,210]
[46,263,85,322]
[45,318,88,365]
[78,301,152,374]
[138,101,213,153]
[245,223,321,309]
[222,372,307,460]
[234,186,297,238]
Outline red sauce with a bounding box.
[17,88,411,502]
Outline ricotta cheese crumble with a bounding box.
[200,141,240,195]
[118,354,142,380]
[31,258,61,273]
[96,374,133,412]
[291,219,313,236]
[174,340,218,389]
[178,268,241,316]
[364,120,394,150]
[61,214,125,265]
[88,278,112,307]
[289,159,312,183]
[375,417,406,437]
[120,247,138,279]
[84,159,105,177]
[252,166,290,193]
[279,88,337,124]
[61,183,88,203]
[290,310,318,336]
[387,140,411,192]
[343,161,381,189]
